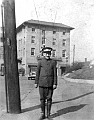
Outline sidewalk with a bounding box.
[0,76,94,120]
[0,77,65,120]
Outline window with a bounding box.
[32,28,35,32]
[42,30,45,35]
[31,48,35,56]
[66,57,68,62]
[63,32,65,35]
[63,30,66,35]
[62,50,66,57]
[42,37,45,45]
[53,31,56,34]
[31,36,35,43]
[52,50,56,57]
[62,39,66,46]
[52,38,56,45]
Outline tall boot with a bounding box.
[39,101,45,120]
[47,102,52,119]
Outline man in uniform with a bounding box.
[35,47,57,119]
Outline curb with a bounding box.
[62,76,94,84]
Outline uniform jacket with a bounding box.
[35,57,57,87]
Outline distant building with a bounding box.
[0,27,21,75]
[16,19,74,75]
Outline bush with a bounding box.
[66,61,84,73]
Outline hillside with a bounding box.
[67,65,94,80]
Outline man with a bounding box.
[35,47,57,120]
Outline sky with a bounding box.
[0,0,94,63]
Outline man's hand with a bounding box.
[53,85,57,89]
[35,84,38,88]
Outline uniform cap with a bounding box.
[42,47,53,53]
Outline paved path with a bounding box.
[0,76,94,120]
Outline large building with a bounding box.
[16,19,74,76]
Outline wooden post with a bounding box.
[2,0,21,113]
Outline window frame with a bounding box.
[63,31,66,35]
[52,38,56,45]
[42,30,45,35]
[53,31,56,34]
[32,27,35,32]
[31,48,35,56]
[62,39,66,46]
[52,50,56,57]
[31,36,35,43]
[62,50,66,57]
[42,37,45,45]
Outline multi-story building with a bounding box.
[16,19,74,76]
[0,27,23,75]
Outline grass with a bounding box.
[67,65,94,80]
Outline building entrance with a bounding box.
[61,67,66,75]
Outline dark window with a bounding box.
[52,50,56,57]
[52,38,56,45]
[42,37,45,44]
[31,36,35,43]
[62,39,66,46]
[42,30,45,35]
[66,57,68,62]
[62,50,66,57]
[31,48,35,55]
[63,31,65,35]
[32,28,35,32]
[53,31,56,34]
[31,40,34,43]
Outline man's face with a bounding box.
[43,52,51,59]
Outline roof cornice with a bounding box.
[16,19,74,32]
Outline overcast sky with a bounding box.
[0,0,94,63]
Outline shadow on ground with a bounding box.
[22,104,40,113]
[22,91,94,114]
[51,104,87,118]
[52,91,94,104]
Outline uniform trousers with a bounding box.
[39,86,53,114]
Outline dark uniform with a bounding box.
[35,47,57,119]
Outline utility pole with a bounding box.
[73,45,75,65]
[1,0,21,113]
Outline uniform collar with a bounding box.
[43,57,51,61]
